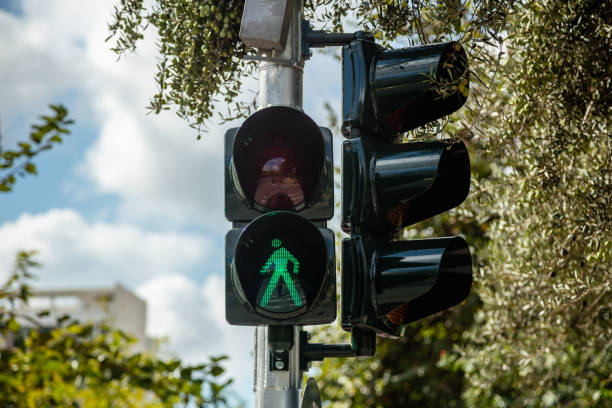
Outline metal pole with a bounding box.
[254,0,304,407]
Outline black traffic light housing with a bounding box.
[341,35,473,339]
[225,106,336,326]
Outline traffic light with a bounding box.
[225,106,336,326]
[340,35,473,338]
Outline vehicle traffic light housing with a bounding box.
[225,106,336,326]
[340,34,473,338]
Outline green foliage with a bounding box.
[316,298,479,408]
[0,104,74,192]
[0,252,234,407]
[315,1,610,407]
[106,0,253,137]
[106,0,510,138]
[457,0,611,405]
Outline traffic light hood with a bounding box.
[377,140,471,228]
[343,39,469,139]
[342,235,472,338]
[376,236,472,326]
[342,137,471,234]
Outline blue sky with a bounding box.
[0,0,342,403]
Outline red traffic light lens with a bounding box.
[233,107,325,210]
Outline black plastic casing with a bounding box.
[223,107,336,326]
[340,37,473,338]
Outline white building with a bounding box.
[20,284,156,353]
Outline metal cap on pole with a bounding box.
[240,0,294,51]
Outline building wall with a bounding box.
[18,284,155,354]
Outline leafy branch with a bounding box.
[0,104,74,192]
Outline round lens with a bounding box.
[233,107,325,210]
[232,212,328,317]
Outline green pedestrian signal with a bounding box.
[231,212,329,317]
[259,239,302,307]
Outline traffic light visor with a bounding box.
[233,107,325,210]
[377,140,470,228]
[373,41,469,133]
[375,236,472,327]
[232,212,329,318]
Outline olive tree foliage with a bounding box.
[105,0,504,137]
[316,0,610,406]
[107,0,610,406]
[318,1,611,407]
[458,0,611,405]
[107,0,252,137]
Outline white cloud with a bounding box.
[0,208,213,288]
[0,1,241,231]
[0,10,87,124]
[79,95,231,230]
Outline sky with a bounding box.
[0,0,343,403]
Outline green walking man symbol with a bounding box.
[259,238,301,307]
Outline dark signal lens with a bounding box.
[241,135,308,209]
[233,107,325,210]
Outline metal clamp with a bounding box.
[299,328,376,370]
[245,54,305,71]
[301,20,362,59]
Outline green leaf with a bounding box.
[24,162,37,175]
[210,365,225,377]
[7,319,20,332]
[30,131,44,144]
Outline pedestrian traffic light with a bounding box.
[225,106,336,326]
[340,35,473,338]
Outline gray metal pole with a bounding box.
[254,1,304,407]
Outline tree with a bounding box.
[457,1,611,406]
[107,0,611,406]
[0,251,233,407]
